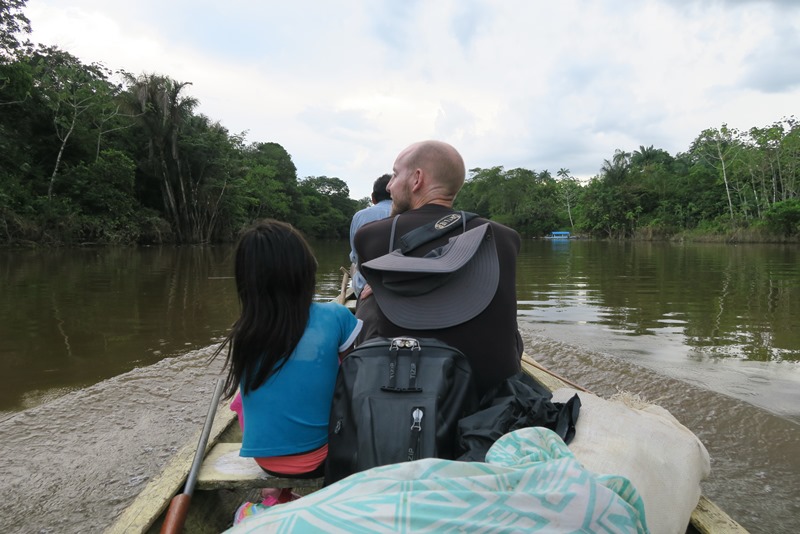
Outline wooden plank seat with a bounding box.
[195,442,324,491]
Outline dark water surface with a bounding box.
[0,242,348,416]
[516,240,800,420]
[1,240,799,533]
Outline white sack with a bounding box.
[551,388,711,534]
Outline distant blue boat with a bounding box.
[544,231,570,239]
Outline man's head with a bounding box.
[387,140,465,215]
[371,174,392,204]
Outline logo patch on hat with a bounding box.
[434,213,461,230]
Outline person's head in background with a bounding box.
[372,174,391,204]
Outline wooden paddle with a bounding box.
[160,377,226,534]
[336,266,350,304]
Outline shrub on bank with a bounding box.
[764,199,800,236]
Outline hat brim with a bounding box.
[362,224,499,329]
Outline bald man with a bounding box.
[353,140,522,396]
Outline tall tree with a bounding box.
[556,168,579,229]
[601,149,631,183]
[29,46,116,199]
[0,0,32,111]
[0,0,30,59]
[692,125,740,224]
[125,73,198,241]
[177,114,243,242]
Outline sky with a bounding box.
[24,0,800,199]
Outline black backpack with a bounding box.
[324,336,477,485]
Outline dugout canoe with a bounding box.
[107,270,747,534]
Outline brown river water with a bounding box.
[0,240,798,533]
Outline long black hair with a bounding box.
[215,219,317,399]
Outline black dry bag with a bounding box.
[325,336,476,485]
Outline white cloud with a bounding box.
[24,0,800,198]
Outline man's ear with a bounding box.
[410,169,423,193]
[371,193,377,204]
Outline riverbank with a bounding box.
[5,225,798,248]
[628,225,800,243]
[671,227,799,243]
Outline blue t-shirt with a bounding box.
[239,302,362,457]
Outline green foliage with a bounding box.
[0,0,31,58]
[763,199,800,235]
[0,58,31,101]
[1,0,366,245]
[295,176,357,238]
[457,167,561,236]
[27,46,118,197]
[555,169,580,230]
[0,169,35,242]
[55,149,140,243]
[232,142,299,230]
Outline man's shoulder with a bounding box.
[356,215,393,238]
[377,207,521,239]
[469,216,519,236]
[469,218,521,250]
[351,205,373,221]
[353,203,391,226]
[487,219,520,236]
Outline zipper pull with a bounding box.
[408,408,424,461]
[411,408,423,430]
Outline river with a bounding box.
[0,240,798,533]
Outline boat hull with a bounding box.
[110,271,746,533]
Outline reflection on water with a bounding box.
[516,239,800,420]
[518,240,799,363]
[0,241,349,414]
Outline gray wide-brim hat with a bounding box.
[361,223,499,330]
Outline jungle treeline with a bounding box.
[457,119,800,241]
[2,1,799,245]
[1,1,363,245]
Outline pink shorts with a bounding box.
[230,391,327,475]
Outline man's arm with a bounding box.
[353,219,377,301]
[349,211,363,265]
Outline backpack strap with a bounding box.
[388,211,479,254]
[381,338,423,392]
[388,216,401,253]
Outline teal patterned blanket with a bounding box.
[226,427,649,533]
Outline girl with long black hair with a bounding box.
[215,219,361,521]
